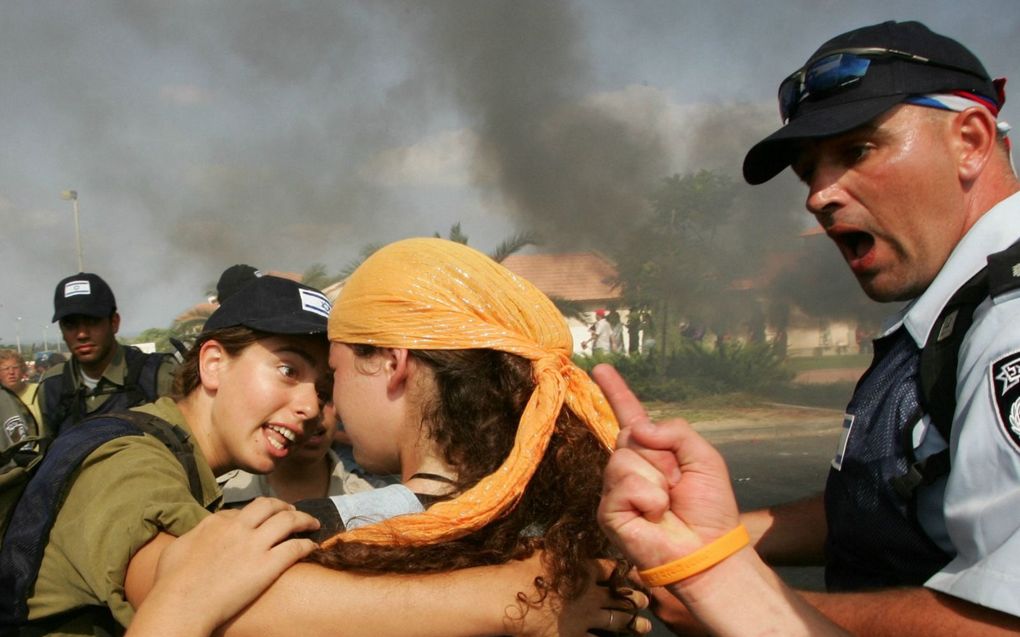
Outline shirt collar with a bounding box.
[896,191,1020,347]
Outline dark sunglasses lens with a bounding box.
[778,77,800,121]
[779,53,873,122]
[806,53,871,92]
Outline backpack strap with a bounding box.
[895,238,1020,497]
[120,347,165,408]
[40,363,82,437]
[0,412,202,631]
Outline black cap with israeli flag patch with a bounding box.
[52,272,117,322]
[203,275,330,336]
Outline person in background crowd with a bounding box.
[38,272,177,436]
[591,309,612,353]
[0,350,41,425]
[607,310,625,354]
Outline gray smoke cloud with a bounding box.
[403,2,670,251]
[1,1,1017,344]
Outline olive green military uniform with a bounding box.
[26,397,220,634]
[0,386,37,471]
[37,344,177,437]
[15,382,42,430]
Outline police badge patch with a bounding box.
[4,415,28,446]
[991,352,1020,451]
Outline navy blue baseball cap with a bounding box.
[203,275,330,336]
[52,272,117,322]
[744,21,998,185]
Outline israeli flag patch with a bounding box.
[64,280,92,298]
[299,289,331,318]
[991,351,1020,452]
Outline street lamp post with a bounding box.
[16,317,22,355]
[60,190,84,272]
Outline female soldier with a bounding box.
[10,275,330,632]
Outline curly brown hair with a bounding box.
[309,346,626,600]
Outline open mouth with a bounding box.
[264,423,297,452]
[831,230,875,269]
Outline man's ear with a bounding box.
[954,106,998,183]
[384,348,411,394]
[198,340,227,391]
[110,312,121,335]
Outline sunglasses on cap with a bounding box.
[778,47,988,124]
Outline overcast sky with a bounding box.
[2,1,1018,345]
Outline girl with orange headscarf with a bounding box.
[309,237,628,603]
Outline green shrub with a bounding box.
[574,341,792,402]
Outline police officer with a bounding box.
[37,273,177,436]
[639,21,1020,635]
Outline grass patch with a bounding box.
[760,382,857,410]
[643,391,768,417]
[782,354,871,373]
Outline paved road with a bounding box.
[643,414,841,635]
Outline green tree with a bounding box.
[613,170,749,354]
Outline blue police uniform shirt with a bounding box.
[824,326,953,590]
[830,191,1020,617]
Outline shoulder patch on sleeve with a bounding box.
[991,351,1020,451]
[3,415,28,445]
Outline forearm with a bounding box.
[741,493,827,566]
[799,587,1020,636]
[218,561,545,637]
[667,547,850,637]
[127,588,220,637]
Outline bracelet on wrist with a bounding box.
[637,524,750,587]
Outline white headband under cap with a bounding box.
[906,92,1014,175]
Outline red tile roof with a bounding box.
[500,252,621,302]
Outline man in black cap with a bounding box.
[741,20,1020,633]
[37,272,177,436]
[640,20,1020,635]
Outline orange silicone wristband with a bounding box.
[637,524,750,587]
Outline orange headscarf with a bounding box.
[322,237,619,548]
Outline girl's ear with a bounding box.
[384,348,411,394]
[198,340,228,392]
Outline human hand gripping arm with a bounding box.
[125,498,319,637]
[592,364,850,637]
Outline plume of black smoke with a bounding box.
[408,2,669,251]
